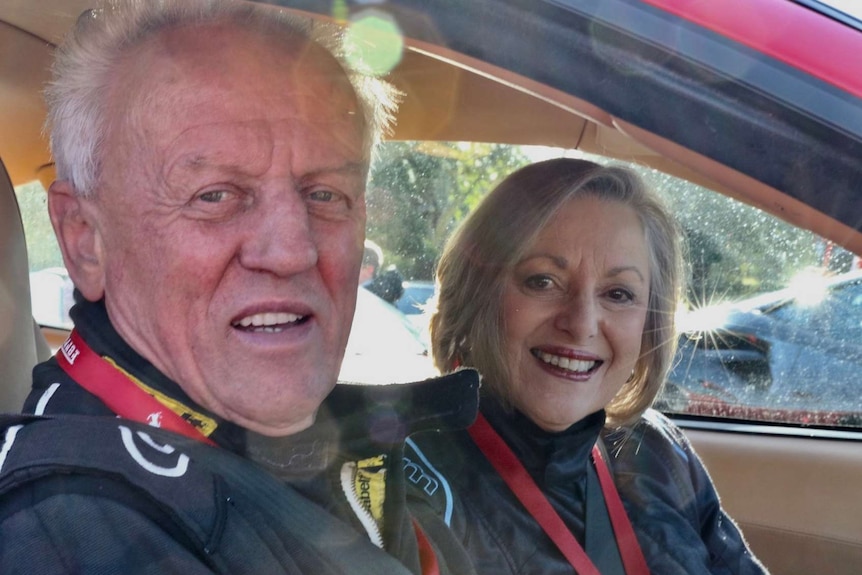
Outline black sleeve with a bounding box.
[0,477,218,575]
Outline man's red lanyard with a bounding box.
[468,413,650,575]
[55,330,216,445]
[56,329,441,575]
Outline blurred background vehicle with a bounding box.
[332,287,434,385]
[394,280,435,335]
[668,270,862,425]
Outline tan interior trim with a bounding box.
[39,325,69,354]
[686,428,862,575]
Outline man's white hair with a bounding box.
[45,0,400,196]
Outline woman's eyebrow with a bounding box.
[607,265,646,282]
[518,253,568,269]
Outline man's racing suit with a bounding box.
[0,298,479,574]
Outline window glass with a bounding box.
[16,180,72,329]
[19,143,861,429]
[366,141,862,429]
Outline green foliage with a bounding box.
[635,167,823,305]
[367,142,529,279]
[367,142,832,306]
[16,143,831,311]
[14,181,64,272]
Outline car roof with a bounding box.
[1,0,861,257]
[735,268,862,313]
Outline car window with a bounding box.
[16,180,71,329]
[18,142,862,429]
[395,282,435,316]
[769,278,862,340]
[367,141,862,430]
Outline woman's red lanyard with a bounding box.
[468,413,650,575]
[56,329,441,575]
[55,329,216,445]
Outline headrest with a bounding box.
[0,159,43,412]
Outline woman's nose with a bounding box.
[554,293,598,340]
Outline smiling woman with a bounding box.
[404,158,766,574]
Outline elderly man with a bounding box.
[0,1,477,573]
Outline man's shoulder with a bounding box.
[0,414,416,574]
[0,414,225,518]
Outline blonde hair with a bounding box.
[45,0,400,196]
[430,158,684,426]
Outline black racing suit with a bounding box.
[405,395,769,574]
[0,298,479,574]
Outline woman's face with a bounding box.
[501,195,651,432]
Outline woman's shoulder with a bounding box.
[605,408,693,453]
[601,408,703,485]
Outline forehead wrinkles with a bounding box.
[527,203,648,275]
[115,24,363,133]
[161,120,275,182]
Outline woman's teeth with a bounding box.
[537,351,597,373]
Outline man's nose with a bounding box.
[238,189,318,276]
[554,292,599,341]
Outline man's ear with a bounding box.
[47,180,105,302]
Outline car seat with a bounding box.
[0,157,50,412]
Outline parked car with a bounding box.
[341,287,435,384]
[394,280,435,317]
[2,1,862,573]
[667,270,862,425]
[394,280,435,335]
[28,267,73,329]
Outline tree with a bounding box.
[14,181,63,271]
[638,167,822,304]
[367,142,829,306]
[367,142,529,279]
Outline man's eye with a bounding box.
[198,190,230,203]
[308,189,337,203]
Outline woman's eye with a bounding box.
[524,274,556,290]
[607,288,635,302]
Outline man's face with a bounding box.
[86,25,367,435]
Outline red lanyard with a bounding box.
[468,413,650,575]
[57,329,441,574]
[56,329,216,445]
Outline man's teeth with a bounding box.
[538,352,596,373]
[234,312,302,331]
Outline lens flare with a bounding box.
[345,9,404,77]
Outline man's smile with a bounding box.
[232,311,307,333]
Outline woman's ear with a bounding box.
[47,180,105,302]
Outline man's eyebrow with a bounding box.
[301,161,368,179]
[173,154,257,174]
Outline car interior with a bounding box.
[1,1,861,573]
